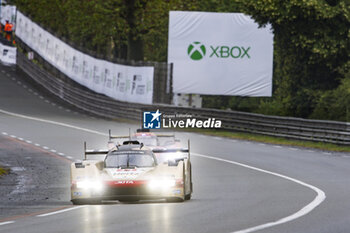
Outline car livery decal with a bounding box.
[106,180,148,187]
[106,168,152,179]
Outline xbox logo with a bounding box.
[187,42,206,60]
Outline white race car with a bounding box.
[70,140,192,204]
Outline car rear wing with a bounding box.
[108,129,130,141]
[152,140,191,160]
[109,129,175,140]
[154,134,176,138]
[136,128,175,138]
[83,142,108,160]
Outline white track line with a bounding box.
[0,108,326,231]
[192,153,326,233]
[0,109,107,136]
[36,206,85,217]
[1,130,72,162]
[0,221,15,226]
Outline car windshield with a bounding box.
[105,151,156,168]
[131,136,158,146]
[157,137,176,147]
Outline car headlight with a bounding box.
[76,180,104,192]
[148,178,176,190]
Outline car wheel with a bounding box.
[166,197,184,202]
[185,164,192,200]
[71,199,82,205]
[72,199,101,205]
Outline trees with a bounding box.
[11,0,68,37]
[236,0,349,118]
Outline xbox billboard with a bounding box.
[168,11,274,96]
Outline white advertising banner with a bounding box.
[1,5,16,25]
[16,11,154,104]
[0,43,16,65]
[168,11,273,96]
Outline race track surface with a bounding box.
[0,65,349,233]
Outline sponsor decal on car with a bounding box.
[116,180,134,184]
[107,180,147,187]
[107,168,148,179]
[73,192,82,196]
[173,190,181,194]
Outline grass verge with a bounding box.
[181,128,350,153]
[0,167,9,176]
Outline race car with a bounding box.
[107,129,192,193]
[70,140,192,204]
[107,129,181,149]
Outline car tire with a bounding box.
[166,197,184,202]
[71,199,101,205]
[185,174,192,201]
[182,163,187,201]
[185,163,192,200]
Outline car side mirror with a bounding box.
[167,158,185,166]
[168,159,178,166]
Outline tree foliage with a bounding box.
[235,0,350,118]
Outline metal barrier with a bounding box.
[16,50,350,145]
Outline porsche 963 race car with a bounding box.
[70,140,192,204]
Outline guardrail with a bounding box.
[16,49,350,145]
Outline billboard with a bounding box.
[168,11,274,96]
[16,11,154,104]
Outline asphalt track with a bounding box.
[0,65,350,233]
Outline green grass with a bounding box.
[0,167,9,176]
[180,128,350,153]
